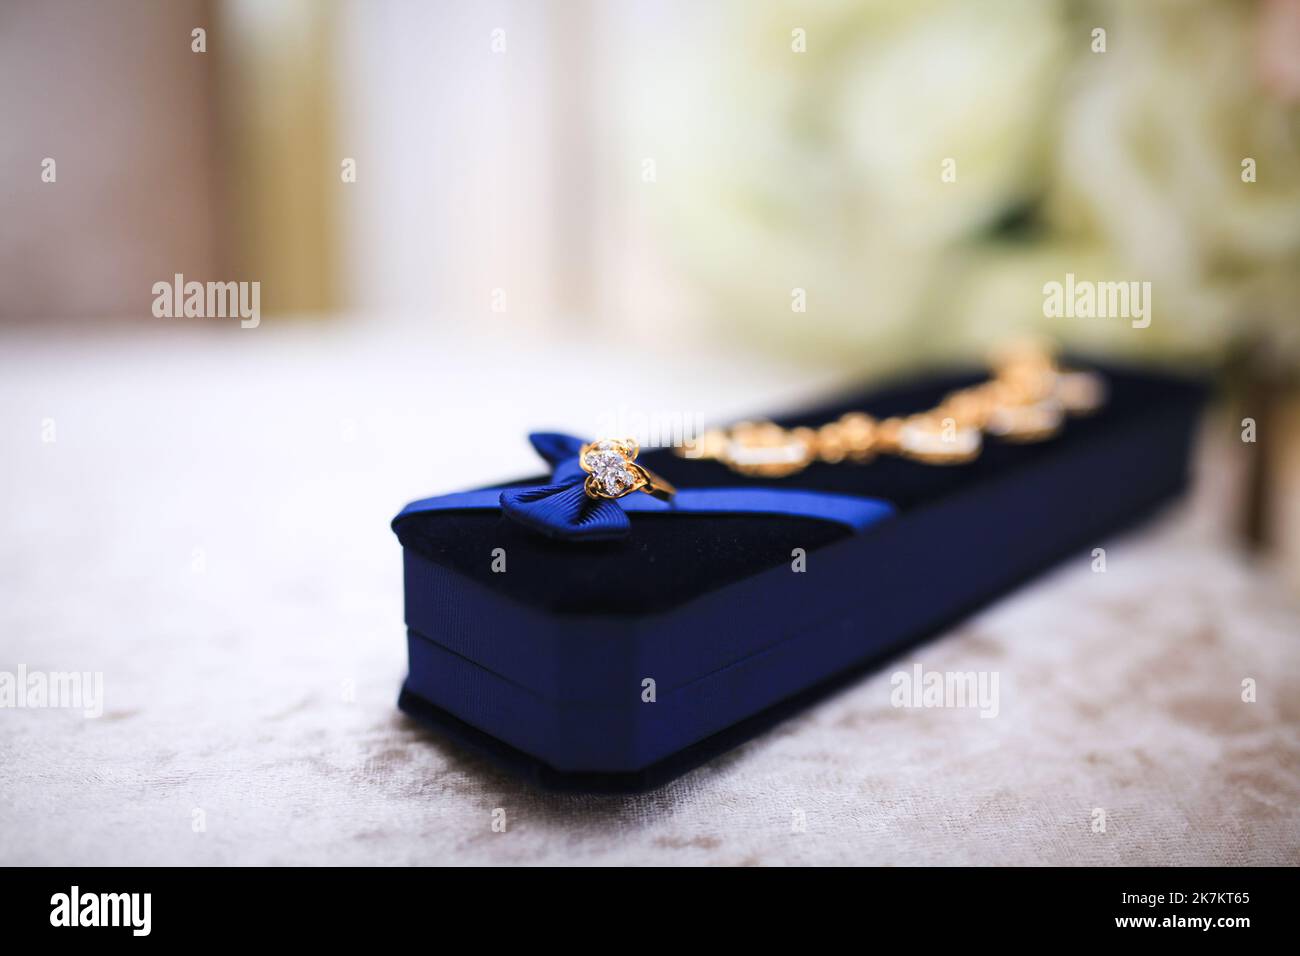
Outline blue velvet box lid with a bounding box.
[393,361,1206,791]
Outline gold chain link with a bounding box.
[677,342,1107,477]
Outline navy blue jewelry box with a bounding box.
[392,360,1205,791]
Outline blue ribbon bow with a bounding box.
[499,433,632,541]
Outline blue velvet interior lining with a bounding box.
[392,360,1207,615]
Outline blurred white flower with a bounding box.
[634,0,1300,370]
[1052,0,1300,361]
[648,0,1069,369]
[833,0,1064,246]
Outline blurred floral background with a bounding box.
[2,0,1299,578]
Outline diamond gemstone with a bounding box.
[583,440,640,495]
[585,444,637,495]
[585,449,625,472]
[599,467,635,495]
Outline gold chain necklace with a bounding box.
[676,343,1107,476]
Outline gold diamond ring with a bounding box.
[580,439,677,502]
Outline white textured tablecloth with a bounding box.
[2,322,1297,866]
